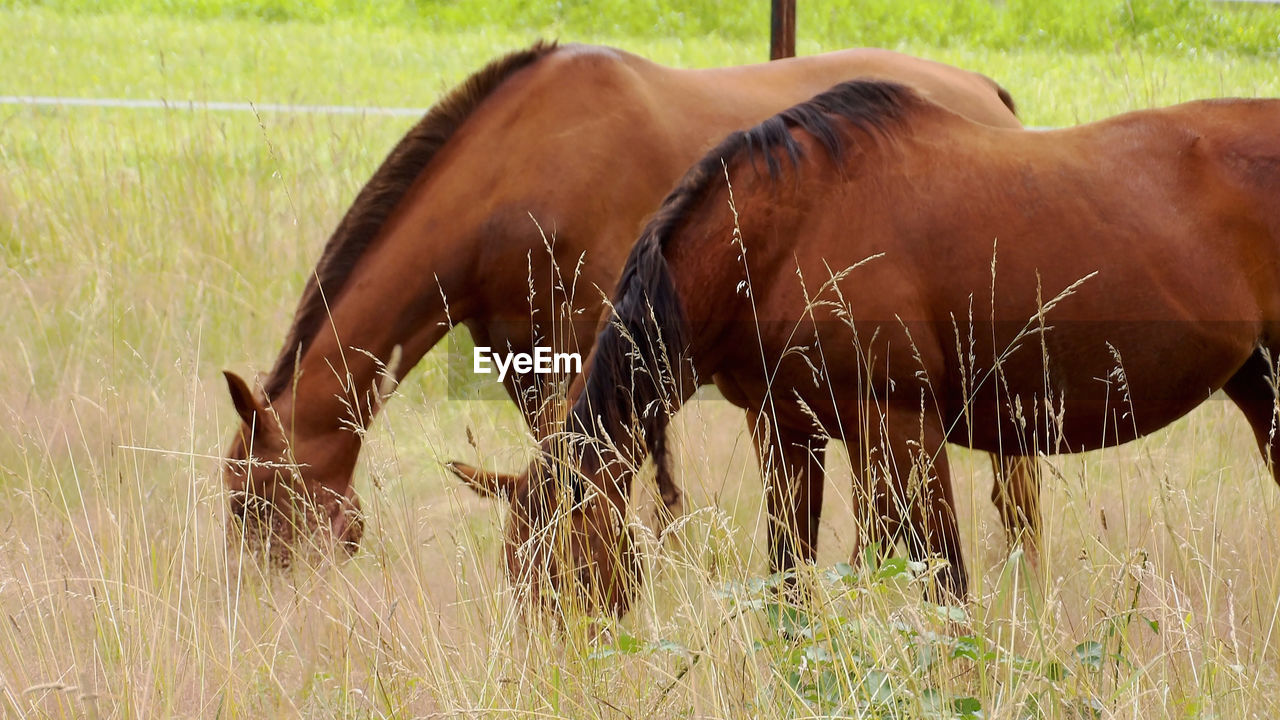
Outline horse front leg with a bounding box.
[853,404,969,603]
[747,408,830,580]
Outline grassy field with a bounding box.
[3,2,1280,717]
[6,0,1279,54]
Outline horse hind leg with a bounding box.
[1222,347,1280,480]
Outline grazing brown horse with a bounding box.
[220,41,1022,565]
[454,79,1280,614]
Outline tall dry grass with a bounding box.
[4,9,1280,717]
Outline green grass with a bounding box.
[4,2,1280,718]
[4,7,1278,127]
[5,0,1280,55]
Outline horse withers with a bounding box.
[459,80,1280,614]
[220,42,1021,566]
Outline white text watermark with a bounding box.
[473,346,582,382]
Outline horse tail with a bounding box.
[571,233,687,483]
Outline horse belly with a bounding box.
[955,318,1259,454]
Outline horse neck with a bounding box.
[277,177,481,445]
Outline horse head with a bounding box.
[448,442,640,618]
[221,371,364,567]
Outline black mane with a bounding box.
[262,41,559,399]
[568,79,926,488]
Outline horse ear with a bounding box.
[446,461,520,500]
[224,370,267,431]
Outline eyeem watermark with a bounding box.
[473,346,582,382]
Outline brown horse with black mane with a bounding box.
[456,79,1280,614]
[220,42,1024,564]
